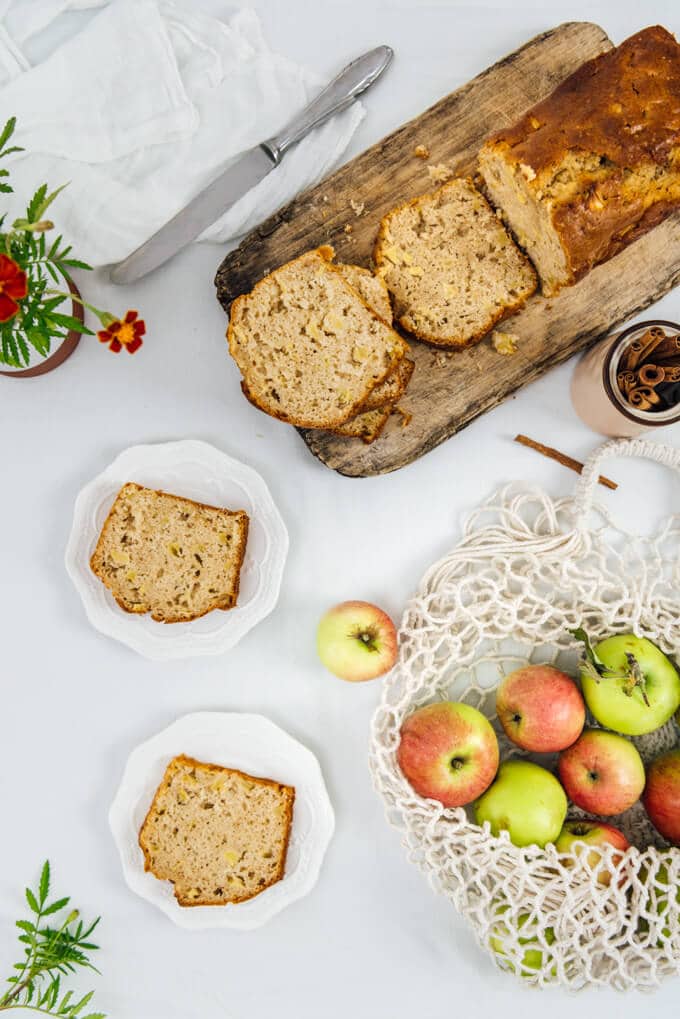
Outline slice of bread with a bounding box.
[361,356,414,411]
[335,263,393,323]
[227,246,409,428]
[90,483,249,624]
[374,177,537,348]
[336,262,413,412]
[139,755,295,907]
[332,404,392,443]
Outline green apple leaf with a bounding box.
[569,627,607,681]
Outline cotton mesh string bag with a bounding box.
[370,437,680,991]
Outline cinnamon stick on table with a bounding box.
[514,435,618,491]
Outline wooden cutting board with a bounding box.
[214,22,680,477]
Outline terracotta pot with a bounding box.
[0,276,84,378]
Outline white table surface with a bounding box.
[2,2,680,1016]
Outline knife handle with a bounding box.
[262,45,393,163]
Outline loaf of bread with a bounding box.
[228,246,409,429]
[90,483,248,623]
[478,26,680,296]
[374,178,536,347]
[139,755,295,907]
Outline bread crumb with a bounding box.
[432,352,450,368]
[322,195,329,203]
[344,223,353,234]
[427,163,453,184]
[414,144,430,159]
[491,329,519,355]
[349,199,365,217]
[394,405,412,428]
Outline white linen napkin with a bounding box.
[0,0,364,266]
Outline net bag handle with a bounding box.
[573,437,680,531]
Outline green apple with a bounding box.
[489,905,556,977]
[474,760,567,848]
[574,630,680,736]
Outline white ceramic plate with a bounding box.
[109,713,335,930]
[64,440,288,660]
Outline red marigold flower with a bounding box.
[0,253,28,323]
[97,309,145,354]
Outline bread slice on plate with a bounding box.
[139,755,295,906]
[228,246,409,429]
[90,483,249,624]
[374,177,537,348]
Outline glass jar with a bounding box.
[571,319,680,437]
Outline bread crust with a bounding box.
[479,26,680,292]
[89,482,249,624]
[227,246,409,428]
[373,179,536,348]
[138,755,295,907]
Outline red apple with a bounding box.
[555,819,630,886]
[496,664,585,753]
[397,701,499,808]
[643,748,680,845]
[558,729,645,816]
[316,600,397,681]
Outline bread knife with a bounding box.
[110,45,393,285]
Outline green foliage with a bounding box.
[0,862,105,1018]
[0,116,94,368]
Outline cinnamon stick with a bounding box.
[621,329,666,371]
[514,435,618,491]
[637,363,665,386]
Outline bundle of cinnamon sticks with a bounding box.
[616,326,680,412]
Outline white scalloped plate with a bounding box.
[109,713,335,930]
[64,440,288,660]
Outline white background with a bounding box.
[2,2,680,1017]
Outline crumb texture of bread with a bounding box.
[227,247,408,429]
[139,755,295,907]
[335,263,393,324]
[374,178,536,348]
[90,483,249,624]
[478,26,680,295]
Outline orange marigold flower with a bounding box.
[0,253,28,323]
[98,309,145,354]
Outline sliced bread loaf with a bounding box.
[139,755,295,906]
[90,483,248,624]
[228,246,409,429]
[374,177,537,348]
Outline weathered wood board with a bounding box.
[215,22,680,476]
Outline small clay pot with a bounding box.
[0,276,84,379]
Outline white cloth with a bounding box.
[0,0,364,265]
